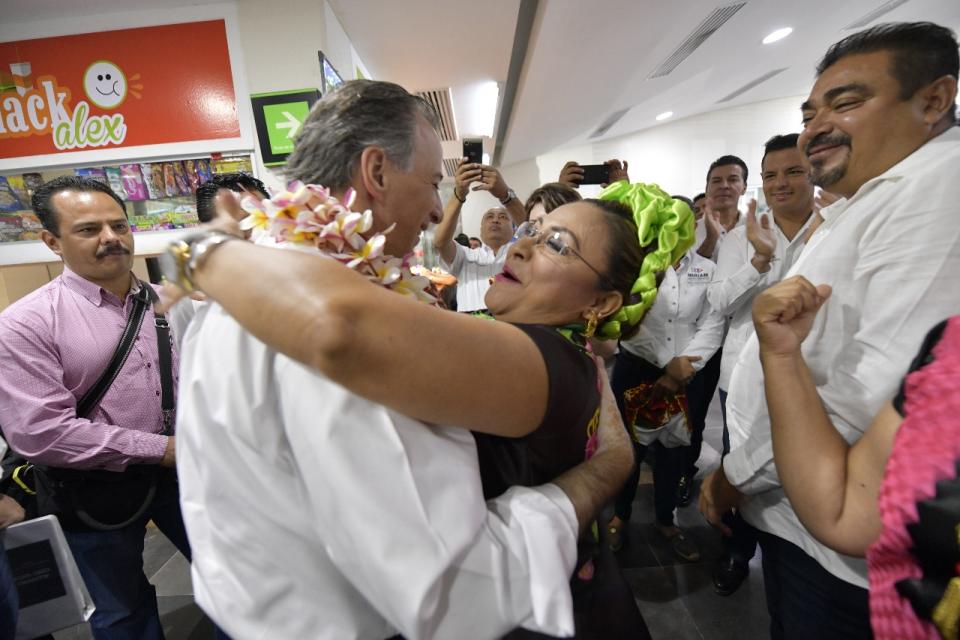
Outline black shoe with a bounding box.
[676,474,693,507]
[713,556,749,596]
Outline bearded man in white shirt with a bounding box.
[174,80,634,640]
[703,133,817,596]
[699,21,960,640]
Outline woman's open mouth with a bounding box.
[494,266,521,284]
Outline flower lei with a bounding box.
[238,181,438,305]
[595,181,695,339]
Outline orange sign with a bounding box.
[0,20,240,159]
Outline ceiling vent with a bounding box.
[416,88,458,141]
[442,158,461,178]
[843,0,912,30]
[647,3,746,79]
[589,108,630,139]
[716,67,788,103]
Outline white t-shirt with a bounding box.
[707,214,814,390]
[723,126,960,587]
[443,243,509,312]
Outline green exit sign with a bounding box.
[251,89,320,166]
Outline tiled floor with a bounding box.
[52,527,216,640]
[613,393,771,640]
[52,395,770,640]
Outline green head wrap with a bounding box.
[595,181,695,339]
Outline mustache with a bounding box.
[805,132,851,155]
[96,244,130,258]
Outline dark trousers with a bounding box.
[610,351,687,527]
[718,389,759,563]
[757,530,873,640]
[63,470,190,640]
[681,349,722,478]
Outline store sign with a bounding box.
[251,90,320,166]
[0,20,240,159]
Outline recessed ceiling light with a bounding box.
[762,27,793,45]
[656,111,674,121]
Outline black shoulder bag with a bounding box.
[18,284,175,532]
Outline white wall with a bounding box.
[236,0,367,189]
[535,95,807,198]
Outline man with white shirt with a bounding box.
[175,80,634,640]
[704,133,816,596]
[699,22,960,639]
[675,155,749,508]
[696,156,748,262]
[433,161,524,313]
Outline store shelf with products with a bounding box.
[0,153,256,266]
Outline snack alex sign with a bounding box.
[0,20,240,159]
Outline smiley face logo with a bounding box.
[84,60,127,109]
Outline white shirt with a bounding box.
[443,243,508,312]
[168,297,205,349]
[620,251,724,370]
[723,126,960,588]
[694,211,744,262]
[707,213,814,390]
[176,301,579,640]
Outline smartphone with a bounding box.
[579,163,610,185]
[462,138,483,165]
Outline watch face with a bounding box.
[157,248,182,286]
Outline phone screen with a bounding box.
[579,164,610,185]
[463,139,483,165]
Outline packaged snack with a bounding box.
[162,163,178,197]
[183,160,201,193]
[0,215,23,243]
[172,161,191,196]
[0,177,23,212]
[22,173,43,199]
[140,164,163,200]
[75,167,108,186]
[7,176,28,205]
[17,211,43,241]
[18,211,43,232]
[119,164,148,201]
[212,156,253,175]
[195,158,212,183]
[104,167,125,200]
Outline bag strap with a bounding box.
[141,285,174,435]
[73,282,172,531]
[76,284,152,419]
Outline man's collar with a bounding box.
[482,242,508,255]
[61,266,136,307]
[825,126,960,221]
[856,126,960,189]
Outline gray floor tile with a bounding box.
[158,595,217,639]
[151,551,194,597]
[143,524,180,578]
[623,566,704,639]
[674,560,770,640]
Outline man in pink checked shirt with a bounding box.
[0,176,188,640]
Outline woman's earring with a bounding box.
[584,312,598,338]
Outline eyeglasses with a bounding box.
[515,221,614,290]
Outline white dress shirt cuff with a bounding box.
[492,484,577,637]
[722,445,779,495]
